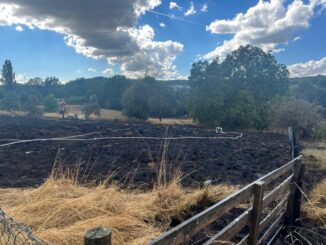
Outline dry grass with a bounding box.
[302,179,326,227]
[301,143,326,228]
[44,105,127,121]
[148,118,194,125]
[0,172,236,245]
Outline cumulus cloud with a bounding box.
[288,57,326,77]
[159,22,166,28]
[109,25,183,79]
[205,0,326,59]
[88,68,97,73]
[169,2,182,10]
[201,3,208,12]
[15,25,23,32]
[102,68,114,77]
[0,0,184,79]
[184,2,196,16]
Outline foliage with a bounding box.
[290,75,326,108]
[1,60,16,88]
[0,91,20,110]
[82,95,101,120]
[122,81,150,120]
[188,45,289,129]
[43,94,58,112]
[270,97,323,138]
[312,122,326,141]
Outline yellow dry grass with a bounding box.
[302,179,326,227]
[148,118,194,125]
[302,144,326,227]
[44,105,127,121]
[0,174,236,245]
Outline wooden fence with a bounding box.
[84,155,304,245]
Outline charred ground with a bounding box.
[0,116,292,188]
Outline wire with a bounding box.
[0,132,243,147]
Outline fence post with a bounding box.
[285,160,304,226]
[292,163,305,225]
[248,181,265,245]
[84,227,112,245]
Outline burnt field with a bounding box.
[0,116,292,188]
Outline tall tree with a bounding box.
[188,45,289,129]
[1,60,16,88]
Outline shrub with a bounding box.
[270,97,323,138]
[43,94,58,112]
[313,122,326,141]
[82,95,101,120]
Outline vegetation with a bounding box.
[0,168,236,245]
[82,95,101,120]
[43,94,58,112]
[188,45,289,129]
[0,46,325,131]
[270,97,323,138]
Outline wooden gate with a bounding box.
[147,156,304,245]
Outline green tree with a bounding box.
[122,81,150,120]
[43,94,58,112]
[188,45,289,129]
[82,95,101,120]
[25,94,43,117]
[0,91,20,110]
[1,60,16,88]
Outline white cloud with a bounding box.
[109,25,183,79]
[0,0,184,79]
[16,73,28,84]
[205,0,326,59]
[288,57,326,77]
[169,2,182,10]
[184,2,196,16]
[159,22,166,28]
[201,3,208,12]
[88,68,97,72]
[293,36,301,42]
[76,69,82,73]
[15,25,23,32]
[102,68,114,77]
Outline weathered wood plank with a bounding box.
[258,211,285,244]
[147,184,255,245]
[248,182,265,245]
[262,174,293,209]
[260,194,289,233]
[204,208,251,245]
[257,156,301,185]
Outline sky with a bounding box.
[0,0,326,83]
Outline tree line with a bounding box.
[1,45,326,139]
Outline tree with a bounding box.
[25,94,43,117]
[27,77,43,86]
[1,60,16,88]
[44,77,59,87]
[188,45,289,129]
[270,97,322,138]
[43,94,58,112]
[0,91,20,111]
[122,81,150,120]
[82,95,101,120]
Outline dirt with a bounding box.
[0,116,292,188]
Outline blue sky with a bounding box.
[0,0,325,82]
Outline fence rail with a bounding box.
[147,155,304,245]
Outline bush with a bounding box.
[270,97,323,138]
[313,122,326,141]
[122,82,150,120]
[43,94,58,112]
[0,91,20,111]
[82,95,101,120]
